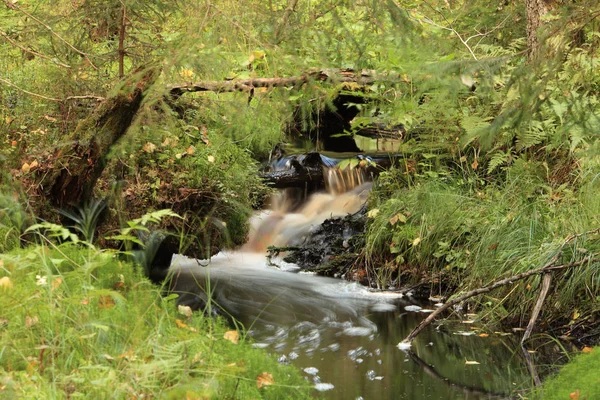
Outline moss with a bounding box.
[534,348,600,399]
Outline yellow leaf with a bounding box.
[179,67,195,80]
[465,360,480,365]
[51,277,62,291]
[224,330,239,344]
[582,346,594,354]
[367,208,379,218]
[459,156,467,162]
[44,115,57,122]
[0,276,13,290]
[573,310,580,320]
[176,319,189,329]
[21,162,31,173]
[412,237,421,246]
[186,145,195,155]
[207,155,215,163]
[256,372,274,388]
[389,212,407,225]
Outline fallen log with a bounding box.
[167,68,393,98]
[28,68,158,210]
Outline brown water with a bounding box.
[168,163,534,399]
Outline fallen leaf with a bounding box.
[186,145,195,155]
[582,346,594,354]
[81,298,89,305]
[570,390,580,400]
[179,67,195,80]
[478,333,489,337]
[142,142,157,153]
[44,115,57,122]
[103,354,115,361]
[367,208,379,218]
[0,276,13,290]
[471,159,479,169]
[256,372,274,388]
[389,212,407,225]
[176,319,189,329]
[207,155,215,163]
[25,315,39,328]
[224,330,239,344]
[98,296,115,309]
[412,237,421,246]
[51,277,62,291]
[465,360,480,365]
[178,305,193,318]
[21,163,30,173]
[11,140,17,146]
[30,160,39,169]
[175,319,198,332]
[573,310,580,320]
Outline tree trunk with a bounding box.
[35,68,159,210]
[526,0,550,60]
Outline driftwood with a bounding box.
[400,229,600,346]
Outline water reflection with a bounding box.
[168,253,529,399]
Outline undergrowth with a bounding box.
[365,161,600,327]
[0,241,311,399]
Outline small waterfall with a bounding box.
[244,160,373,252]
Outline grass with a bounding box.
[0,242,312,399]
[364,160,600,326]
[532,347,600,399]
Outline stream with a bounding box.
[167,155,535,399]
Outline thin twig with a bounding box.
[0,77,104,102]
[0,29,71,68]
[3,0,98,70]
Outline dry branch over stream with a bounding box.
[401,229,600,345]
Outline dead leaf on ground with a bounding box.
[178,305,193,318]
[25,315,39,328]
[389,212,407,225]
[465,360,480,365]
[142,142,157,153]
[256,372,274,388]
[224,330,239,344]
[51,277,62,291]
[570,390,580,400]
[582,346,594,354]
[478,333,489,337]
[98,296,115,309]
[175,319,198,332]
[0,276,13,290]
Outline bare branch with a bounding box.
[400,228,600,345]
[3,0,98,69]
[0,77,104,102]
[0,29,71,68]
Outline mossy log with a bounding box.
[33,68,159,210]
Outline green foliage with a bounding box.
[0,242,311,399]
[533,348,600,399]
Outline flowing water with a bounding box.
[167,160,534,399]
